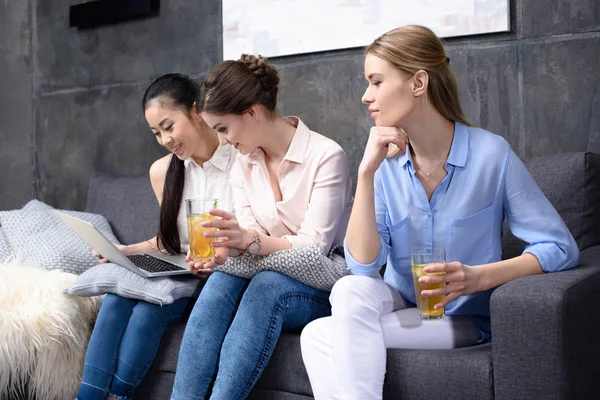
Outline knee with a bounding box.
[329,275,382,317]
[198,271,244,306]
[300,318,332,366]
[251,271,288,289]
[244,271,290,303]
[100,293,127,309]
[130,302,164,329]
[96,294,135,326]
[186,272,245,327]
[300,318,327,349]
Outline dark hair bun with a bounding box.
[239,54,279,95]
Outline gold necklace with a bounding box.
[413,146,452,178]
[416,157,446,177]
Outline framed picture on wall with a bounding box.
[222,0,510,60]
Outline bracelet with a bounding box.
[146,239,156,251]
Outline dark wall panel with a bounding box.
[32,0,222,210]
[276,54,370,185]
[521,0,600,38]
[0,1,35,210]
[448,43,520,151]
[34,0,222,92]
[521,35,600,158]
[36,83,167,210]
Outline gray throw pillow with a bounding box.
[23,200,120,243]
[213,244,349,292]
[0,200,119,274]
[0,227,11,264]
[65,263,203,306]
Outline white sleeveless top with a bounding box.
[176,144,237,252]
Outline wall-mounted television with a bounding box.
[70,0,160,29]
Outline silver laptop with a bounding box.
[56,211,192,278]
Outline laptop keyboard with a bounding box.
[127,254,185,273]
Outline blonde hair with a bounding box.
[366,25,470,158]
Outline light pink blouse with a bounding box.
[231,117,353,254]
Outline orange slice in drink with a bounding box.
[196,241,213,258]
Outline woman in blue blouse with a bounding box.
[300,25,579,399]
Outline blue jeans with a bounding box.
[171,271,331,400]
[77,294,189,400]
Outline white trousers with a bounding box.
[300,275,482,400]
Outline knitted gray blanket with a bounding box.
[213,244,349,292]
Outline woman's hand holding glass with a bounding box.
[187,208,251,273]
[185,250,218,278]
[418,262,485,309]
[359,126,408,175]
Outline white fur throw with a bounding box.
[0,259,102,400]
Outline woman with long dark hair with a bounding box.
[76,73,236,400]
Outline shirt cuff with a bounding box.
[523,242,574,272]
[343,238,381,276]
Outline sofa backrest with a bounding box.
[502,152,600,259]
[85,171,159,245]
[85,152,600,253]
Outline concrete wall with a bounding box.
[275,0,600,183]
[0,1,35,209]
[32,0,222,210]
[1,0,599,210]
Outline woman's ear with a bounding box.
[192,102,203,121]
[245,105,260,120]
[411,70,429,97]
[246,104,273,122]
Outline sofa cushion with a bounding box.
[0,227,11,264]
[0,200,118,274]
[147,324,493,399]
[257,334,493,400]
[23,199,120,243]
[85,172,159,245]
[248,389,314,400]
[65,263,203,306]
[254,333,315,396]
[384,343,493,399]
[502,152,600,258]
[145,318,188,373]
[134,370,176,400]
[148,324,316,396]
[147,324,316,396]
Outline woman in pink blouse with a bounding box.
[170,54,353,400]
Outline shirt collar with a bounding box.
[397,121,469,168]
[183,144,233,171]
[398,144,412,168]
[446,121,469,168]
[246,116,310,165]
[282,116,309,164]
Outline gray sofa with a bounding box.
[85,152,600,400]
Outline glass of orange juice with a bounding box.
[410,248,446,320]
[185,198,219,263]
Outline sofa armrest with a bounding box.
[491,245,600,400]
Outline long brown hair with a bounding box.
[366,25,470,157]
[199,54,280,116]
